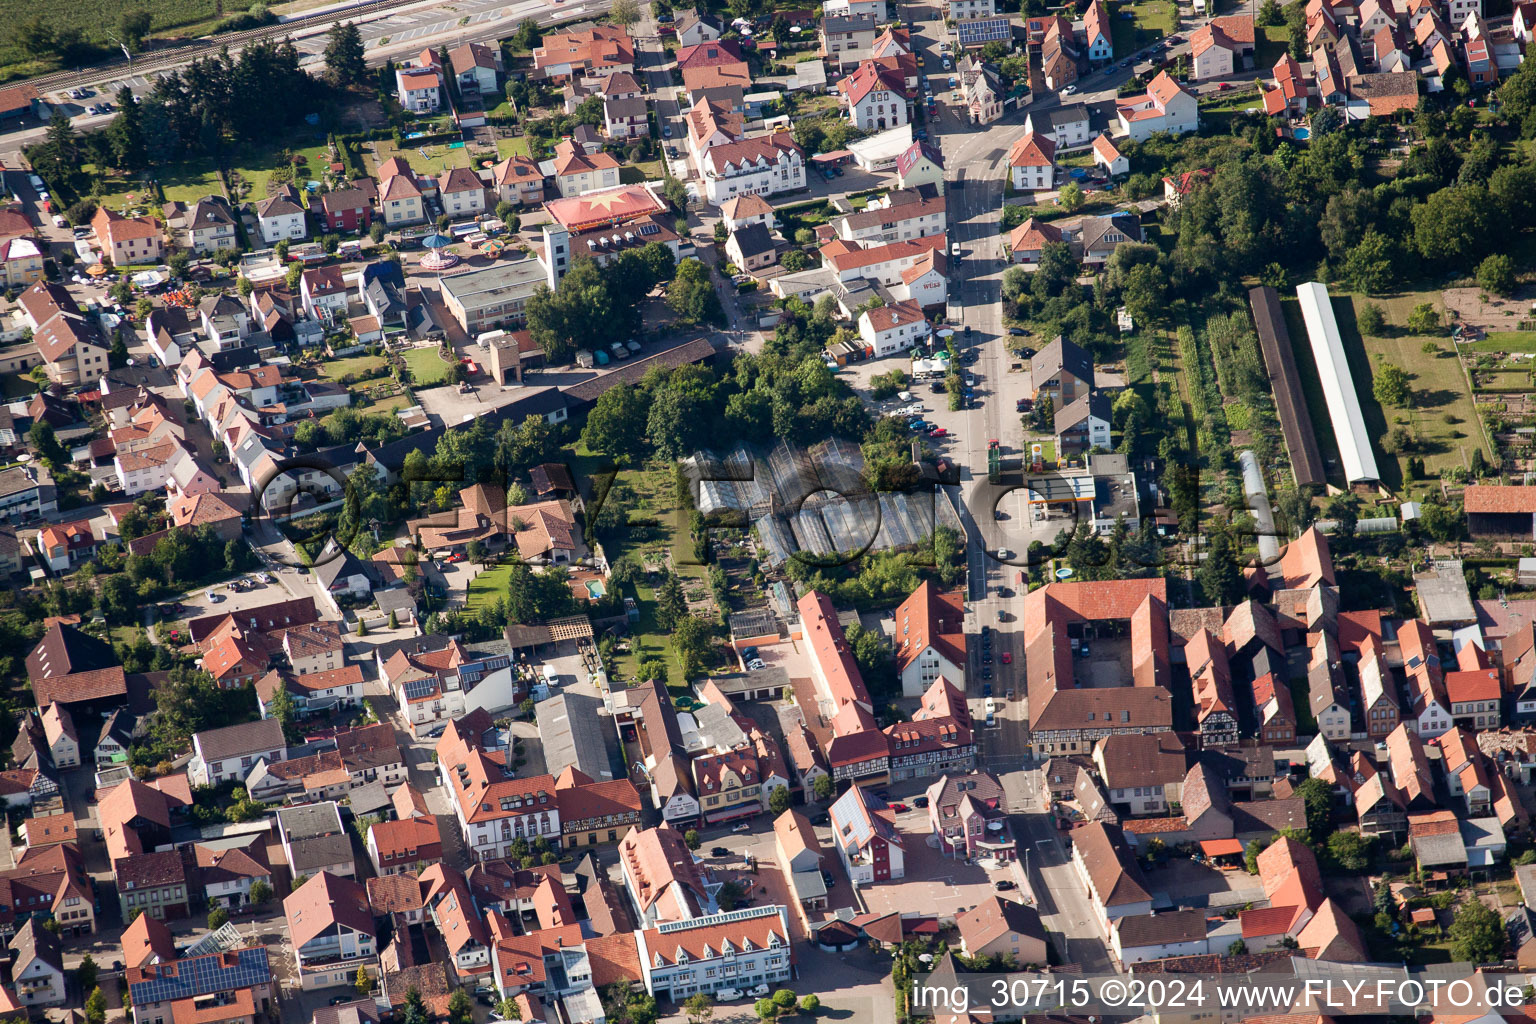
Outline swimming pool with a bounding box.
[1293,126,1311,140]
[584,579,606,599]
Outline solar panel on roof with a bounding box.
[956,17,1011,44]
[403,678,437,701]
[130,948,272,1006]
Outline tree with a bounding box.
[1357,302,1386,336]
[1449,899,1505,964]
[1057,181,1085,212]
[291,874,310,892]
[86,987,107,1024]
[769,786,793,815]
[756,1001,779,1021]
[448,988,475,1024]
[1342,230,1399,294]
[76,955,98,994]
[1373,363,1411,407]
[324,21,366,85]
[717,880,747,910]
[683,829,701,850]
[1243,839,1263,874]
[672,614,712,679]
[583,383,650,460]
[43,112,79,182]
[1258,0,1281,22]
[1326,830,1371,872]
[268,684,301,744]
[249,879,273,904]
[29,420,67,468]
[1121,262,1168,327]
[781,250,809,272]
[1405,302,1442,336]
[1412,186,1496,262]
[497,997,524,1021]
[685,993,716,1024]
[1198,524,1243,606]
[668,257,724,325]
[773,991,797,1011]
[655,571,687,631]
[207,906,230,930]
[610,0,642,25]
[120,9,153,51]
[525,255,622,362]
[1326,493,1360,541]
[813,773,833,801]
[1228,939,1249,955]
[1478,253,1517,296]
[1294,777,1333,843]
[800,996,820,1015]
[355,965,372,996]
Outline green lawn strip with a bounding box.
[1462,331,1536,353]
[319,355,388,379]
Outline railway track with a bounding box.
[17,0,414,94]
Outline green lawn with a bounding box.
[364,394,414,415]
[467,564,517,612]
[319,355,388,379]
[1349,291,1485,487]
[370,138,493,179]
[1463,331,1536,353]
[1255,23,1290,69]
[496,136,534,160]
[87,137,334,213]
[403,347,452,386]
[1112,0,1177,57]
[0,374,34,400]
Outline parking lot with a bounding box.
[1143,857,1267,911]
[857,810,1015,924]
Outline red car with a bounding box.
[891,802,910,812]
[1216,82,1233,91]
[1001,652,1012,664]
[929,427,948,438]
[444,552,466,564]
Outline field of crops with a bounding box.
[0,1,224,83]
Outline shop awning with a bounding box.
[1200,839,1245,856]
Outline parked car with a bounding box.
[1217,82,1233,91]
[711,846,731,857]
[1001,652,1012,664]
[1063,84,1078,95]
[914,795,929,808]
[716,990,745,1002]
[982,683,992,697]
[891,802,909,812]
[1008,327,1026,336]
[748,986,771,998]
[662,124,674,137]
[998,587,1013,598]
[994,880,1017,891]
[732,823,752,833]
[928,427,948,438]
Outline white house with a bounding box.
[858,300,930,358]
[1083,0,1113,61]
[1111,910,1209,965]
[829,786,904,884]
[893,581,966,698]
[300,266,350,320]
[944,0,996,18]
[1024,104,1092,150]
[1092,135,1129,177]
[1007,133,1057,192]
[10,921,64,1008]
[284,872,378,991]
[634,905,794,1000]
[1071,822,1153,935]
[841,61,909,133]
[255,186,309,245]
[396,65,442,113]
[1116,71,1199,141]
[189,720,288,786]
[824,0,888,17]
[835,187,946,243]
[700,131,806,207]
